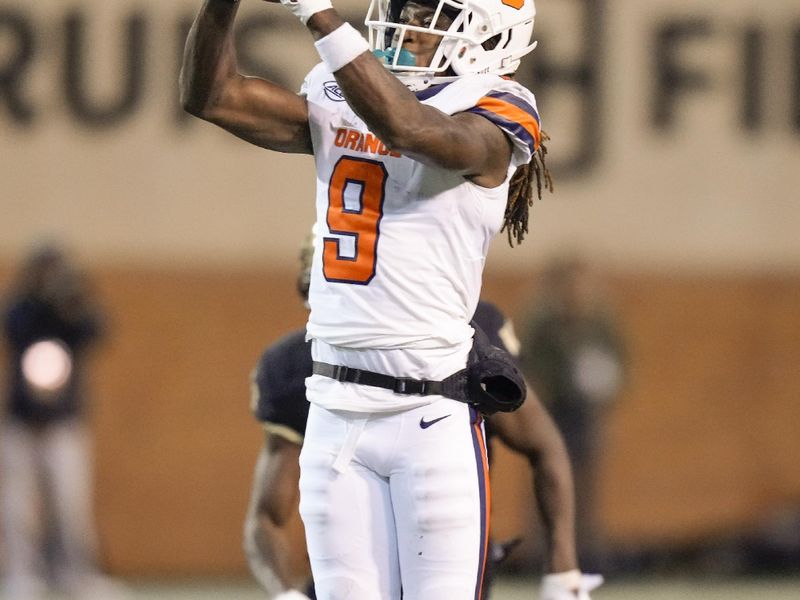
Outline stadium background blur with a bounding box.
[1,0,799,594]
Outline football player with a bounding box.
[242,244,602,599]
[182,0,581,596]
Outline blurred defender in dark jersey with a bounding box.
[242,239,601,600]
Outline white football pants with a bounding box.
[299,398,490,600]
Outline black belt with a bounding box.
[310,321,527,415]
[312,361,446,396]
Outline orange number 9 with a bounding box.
[323,156,387,285]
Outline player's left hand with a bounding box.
[539,570,604,600]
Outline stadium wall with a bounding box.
[2,265,796,575]
[1,0,798,274]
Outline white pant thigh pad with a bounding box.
[299,406,401,599]
[391,399,490,599]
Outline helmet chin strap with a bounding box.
[396,72,459,92]
[396,74,434,92]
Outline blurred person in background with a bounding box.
[242,238,602,599]
[0,244,126,600]
[519,255,627,573]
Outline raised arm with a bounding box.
[180,0,312,154]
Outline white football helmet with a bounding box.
[366,0,537,90]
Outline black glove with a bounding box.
[465,320,526,414]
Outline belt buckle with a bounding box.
[334,365,350,382]
[394,378,430,395]
[394,378,413,394]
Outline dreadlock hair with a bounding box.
[501,131,553,247]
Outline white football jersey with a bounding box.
[301,64,541,411]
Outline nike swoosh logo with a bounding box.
[419,414,451,429]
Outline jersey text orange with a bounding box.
[333,128,401,157]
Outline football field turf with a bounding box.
[95,575,800,599]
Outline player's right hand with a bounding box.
[540,570,604,600]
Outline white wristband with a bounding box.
[280,0,333,25]
[314,23,370,73]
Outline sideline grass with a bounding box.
[99,575,800,599]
